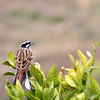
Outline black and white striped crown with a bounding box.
[19,41,34,49]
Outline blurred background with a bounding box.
[0,0,100,99]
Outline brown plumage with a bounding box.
[13,41,34,89]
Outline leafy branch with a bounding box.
[3,41,100,100]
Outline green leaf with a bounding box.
[53,88,59,100]
[29,78,37,87]
[7,51,16,69]
[25,91,40,100]
[76,66,84,81]
[78,50,88,65]
[64,89,77,100]
[75,59,82,67]
[49,88,54,100]
[5,81,16,97]
[84,66,99,95]
[27,69,32,77]
[9,84,16,97]
[42,88,49,100]
[92,41,100,58]
[84,91,90,100]
[89,76,100,95]
[2,61,12,66]
[34,62,45,81]
[46,65,59,87]
[6,79,11,85]
[49,82,54,100]
[35,85,43,100]
[76,92,85,100]
[65,75,77,88]
[3,71,15,76]
[49,82,54,92]
[61,80,69,88]
[5,86,20,100]
[16,80,24,98]
[69,54,77,68]
[90,94,100,100]
[85,92,90,100]
[71,92,85,100]
[70,97,79,100]
[42,82,54,100]
[85,57,94,69]
[84,66,99,94]
[68,73,81,87]
[28,89,35,96]
[59,85,64,100]
[30,64,44,86]
[58,74,62,83]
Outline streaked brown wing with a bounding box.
[15,48,33,73]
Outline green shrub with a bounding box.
[3,41,100,100]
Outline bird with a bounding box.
[13,41,34,89]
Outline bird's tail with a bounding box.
[13,70,31,90]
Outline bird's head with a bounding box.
[19,41,34,49]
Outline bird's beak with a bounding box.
[30,42,34,45]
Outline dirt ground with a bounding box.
[0,0,100,99]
